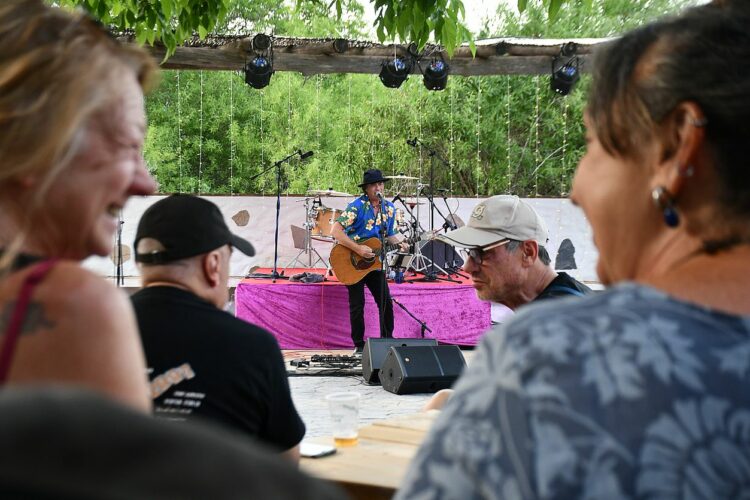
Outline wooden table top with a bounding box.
[301,411,439,499]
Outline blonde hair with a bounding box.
[0,0,157,270]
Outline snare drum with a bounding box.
[311,207,342,237]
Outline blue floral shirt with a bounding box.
[398,283,750,499]
[336,194,399,243]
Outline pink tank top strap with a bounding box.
[0,259,58,384]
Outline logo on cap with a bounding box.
[471,204,486,220]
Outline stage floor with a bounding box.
[236,268,491,349]
[284,349,476,438]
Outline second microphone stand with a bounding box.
[406,138,458,283]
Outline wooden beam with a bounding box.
[130,35,605,76]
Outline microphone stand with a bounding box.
[115,212,124,287]
[406,137,458,283]
[377,193,389,339]
[391,298,431,338]
[439,192,469,279]
[247,150,311,283]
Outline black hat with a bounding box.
[358,169,390,188]
[134,194,255,264]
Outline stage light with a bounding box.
[244,55,273,89]
[379,57,411,88]
[551,44,580,96]
[333,38,349,54]
[423,59,449,91]
[252,33,271,51]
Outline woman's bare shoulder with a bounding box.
[1,261,151,411]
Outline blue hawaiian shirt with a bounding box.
[336,195,399,243]
[397,283,750,499]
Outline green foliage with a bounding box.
[142,0,689,198]
[55,0,231,57]
[53,0,472,56]
[362,0,475,56]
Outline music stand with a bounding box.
[246,150,313,283]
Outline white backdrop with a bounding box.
[84,195,599,285]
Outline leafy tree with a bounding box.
[54,0,473,56]
[143,0,691,198]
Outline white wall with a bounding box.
[84,195,599,284]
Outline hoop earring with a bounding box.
[652,186,680,228]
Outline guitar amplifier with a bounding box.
[362,338,437,384]
[419,240,464,270]
[379,345,466,395]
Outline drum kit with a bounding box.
[285,189,351,269]
[286,175,466,280]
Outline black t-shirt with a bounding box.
[534,272,592,302]
[131,286,305,451]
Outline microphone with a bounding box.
[376,192,384,202]
[406,138,418,147]
[391,193,402,203]
[299,150,314,160]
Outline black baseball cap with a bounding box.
[134,194,255,264]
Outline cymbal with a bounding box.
[306,189,352,197]
[386,175,419,180]
[404,200,425,207]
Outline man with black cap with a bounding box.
[131,194,305,462]
[331,169,407,353]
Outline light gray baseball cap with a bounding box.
[437,195,549,248]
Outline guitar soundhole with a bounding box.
[350,254,375,270]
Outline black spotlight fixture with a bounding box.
[244,55,273,89]
[332,38,349,54]
[423,58,449,91]
[244,34,274,89]
[550,43,580,96]
[252,33,271,51]
[379,56,412,88]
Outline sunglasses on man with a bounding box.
[458,239,511,265]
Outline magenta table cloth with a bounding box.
[235,280,491,349]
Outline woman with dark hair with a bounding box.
[398,2,750,498]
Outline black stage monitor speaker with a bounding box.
[419,240,464,270]
[362,338,438,384]
[379,345,466,395]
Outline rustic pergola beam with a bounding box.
[128,35,610,76]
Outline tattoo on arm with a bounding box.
[0,302,55,336]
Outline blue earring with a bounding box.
[652,186,680,228]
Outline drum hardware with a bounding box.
[311,207,342,241]
[306,189,353,197]
[385,175,419,180]
[285,196,332,270]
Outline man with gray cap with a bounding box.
[131,194,305,462]
[438,195,590,310]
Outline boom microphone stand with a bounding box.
[405,137,458,283]
[392,298,431,338]
[247,149,314,283]
[439,191,469,278]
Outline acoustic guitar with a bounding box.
[330,233,433,285]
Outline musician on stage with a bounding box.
[331,169,408,353]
